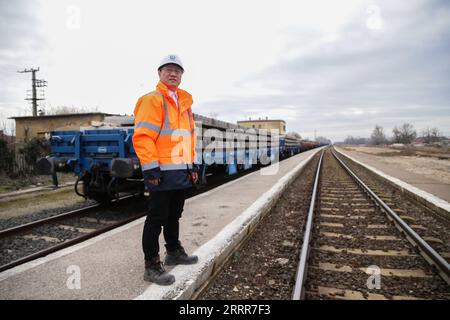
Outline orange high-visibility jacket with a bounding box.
[132,81,196,190]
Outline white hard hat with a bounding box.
[158,54,184,71]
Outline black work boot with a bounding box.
[165,246,198,265]
[143,256,175,285]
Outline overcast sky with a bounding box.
[1,0,449,141]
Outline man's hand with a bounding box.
[190,172,198,184]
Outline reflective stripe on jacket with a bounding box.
[132,81,196,190]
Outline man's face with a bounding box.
[158,64,183,89]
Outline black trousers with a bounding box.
[142,189,186,260]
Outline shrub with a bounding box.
[18,137,50,170]
[0,138,14,173]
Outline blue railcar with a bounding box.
[38,128,143,202]
[37,115,318,202]
[48,128,134,174]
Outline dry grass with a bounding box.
[339,145,450,185]
[0,173,76,194]
[341,144,450,159]
[0,187,86,219]
[383,156,450,184]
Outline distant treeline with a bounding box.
[344,123,447,145]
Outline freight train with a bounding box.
[37,114,322,203]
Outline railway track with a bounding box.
[335,150,450,260]
[0,194,144,272]
[294,148,450,300]
[0,182,75,201]
[198,147,449,300]
[0,162,267,274]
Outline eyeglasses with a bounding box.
[162,67,183,75]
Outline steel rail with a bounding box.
[191,150,324,300]
[332,149,450,285]
[0,194,137,239]
[292,150,324,300]
[0,166,263,273]
[0,204,100,239]
[0,212,146,273]
[0,183,75,201]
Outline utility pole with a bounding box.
[314,129,317,141]
[17,67,47,116]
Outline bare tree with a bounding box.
[392,123,416,144]
[316,136,331,145]
[209,112,219,119]
[421,126,441,143]
[316,136,331,144]
[45,105,99,115]
[286,131,302,139]
[0,115,15,137]
[392,126,401,143]
[422,127,432,143]
[370,125,387,145]
[344,136,369,145]
[400,123,417,144]
[431,127,441,141]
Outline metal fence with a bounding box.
[13,153,35,174]
[0,141,36,175]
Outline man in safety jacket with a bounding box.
[133,54,198,285]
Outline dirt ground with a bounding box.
[0,187,87,220]
[0,172,82,220]
[0,172,76,194]
[201,154,318,300]
[339,145,450,185]
[341,144,450,158]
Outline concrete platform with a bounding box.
[0,147,323,300]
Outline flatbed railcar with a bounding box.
[37,115,322,202]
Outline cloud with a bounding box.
[1,0,449,141]
[201,0,450,141]
[0,0,47,121]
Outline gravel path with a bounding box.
[338,153,450,262]
[200,154,319,299]
[305,151,449,300]
[0,192,96,231]
[0,196,147,267]
[200,149,450,300]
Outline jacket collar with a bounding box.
[156,81,192,112]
